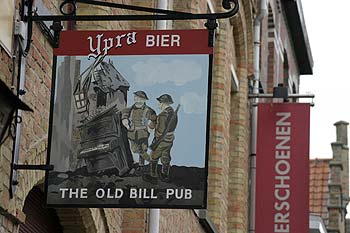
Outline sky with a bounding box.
[299,0,350,159]
[109,54,210,167]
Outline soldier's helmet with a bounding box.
[157,94,174,104]
[133,91,148,100]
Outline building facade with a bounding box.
[310,121,349,233]
[0,0,312,232]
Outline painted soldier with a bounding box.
[143,94,178,183]
[121,91,157,174]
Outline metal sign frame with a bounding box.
[22,0,239,54]
[9,0,240,199]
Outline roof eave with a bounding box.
[282,0,314,75]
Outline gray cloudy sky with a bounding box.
[300,0,350,159]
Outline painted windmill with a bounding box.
[74,56,133,175]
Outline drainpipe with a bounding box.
[148,1,168,232]
[9,8,28,197]
[156,0,168,30]
[149,208,160,233]
[249,0,268,233]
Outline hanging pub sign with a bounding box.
[255,103,310,233]
[45,29,213,208]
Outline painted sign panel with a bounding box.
[45,29,212,208]
[255,103,310,233]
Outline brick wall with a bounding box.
[226,1,254,232]
[160,210,205,233]
[121,209,148,233]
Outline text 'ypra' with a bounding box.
[88,32,181,59]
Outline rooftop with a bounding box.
[309,159,331,226]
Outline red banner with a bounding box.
[256,103,310,233]
[54,29,213,56]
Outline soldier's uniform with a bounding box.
[144,94,178,183]
[121,91,156,166]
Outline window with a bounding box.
[0,0,15,55]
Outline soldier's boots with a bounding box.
[135,166,145,176]
[142,161,158,184]
[139,156,145,166]
[160,164,171,183]
[134,156,145,176]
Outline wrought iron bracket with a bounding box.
[22,0,239,53]
[26,0,239,21]
[248,93,315,107]
[249,86,315,105]
[13,164,54,171]
[50,21,64,48]
[205,19,219,47]
[9,163,54,197]
[248,93,315,99]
